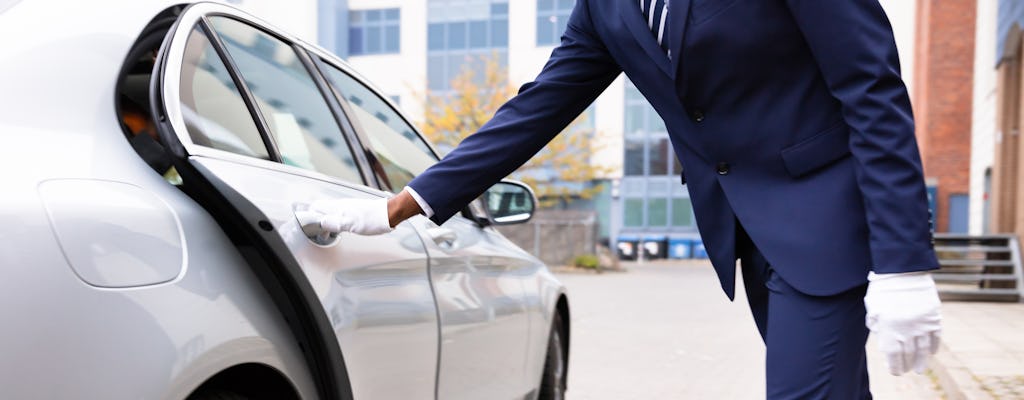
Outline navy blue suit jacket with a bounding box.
[408,0,940,298]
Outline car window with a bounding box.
[319,63,437,191]
[179,26,270,159]
[208,17,362,183]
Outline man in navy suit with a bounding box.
[318,0,943,397]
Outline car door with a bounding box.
[315,61,538,399]
[151,5,439,399]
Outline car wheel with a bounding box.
[188,389,249,400]
[538,312,567,400]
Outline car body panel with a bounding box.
[0,0,569,398]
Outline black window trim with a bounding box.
[197,16,283,163]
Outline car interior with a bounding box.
[115,6,183,185]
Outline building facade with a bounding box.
[985,0,1024,239]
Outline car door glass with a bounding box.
[179,26,270,159]
[208,17,362,183]
[320,64,437,191]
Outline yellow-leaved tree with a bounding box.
[419,55,610,208]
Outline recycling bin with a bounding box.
[642,235,668,259]
[692,239,708,258]
[668,236,693,259]
[616,234,640,261]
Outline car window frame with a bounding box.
[158,8,380,193]
[308,54,445,191]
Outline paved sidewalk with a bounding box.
[931,301,1024,399]
[556,260,941,399]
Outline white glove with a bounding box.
[864,271,942,375]
[308,198,393,236]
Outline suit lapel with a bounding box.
[667,0,691,80]
[617,0,672,78]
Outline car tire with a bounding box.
[188,389,249,400]
[538,312,567,400]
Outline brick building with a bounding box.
[914,0,977,233]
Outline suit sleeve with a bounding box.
[783,0,939,273]
[407,0,621,224]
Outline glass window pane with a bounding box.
[349,10,363,24]
[624,139,644,176]
[179,27,269,159]
[672,197,693,226]
[428,54,446,90]
[210,17,361,182]
[648,137,668,176]
[321,65,438,191]
[648,198,667,226]
[491,2,508,16]
[470,21,488,48]
[366,9,382,22]
[385,25,400,52]
[428,23,445,50]
[366,26,382,53]
[538,0,554,12]
[348,28,364,55]
[672,153,682,175]
[491,19,508,46]
[558,0,575,10]
[384,8,400,21]
[448,22,467,49]
[624,198,644,227]
[537,16,554,46]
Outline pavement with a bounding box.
[554,260,1024,399]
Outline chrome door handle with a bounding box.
[426,227,457,247]
[294,209,340,247]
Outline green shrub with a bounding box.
[573,254,600,269]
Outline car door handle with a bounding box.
[294,209,340,247]
[426,227,457,248]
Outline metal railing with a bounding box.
[931,234,1023,302]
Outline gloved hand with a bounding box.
[864,271,942,375]
[309,198,393,236]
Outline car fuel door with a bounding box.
[149,5,439,400]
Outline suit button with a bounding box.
[692,110,705,122]
[716,162,730,175]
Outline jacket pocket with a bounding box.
[690,0,741,26]
[779,121,851,178]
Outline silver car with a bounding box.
[0,1,569,399]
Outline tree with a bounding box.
[419,55,611,208]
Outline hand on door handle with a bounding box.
[294,209,340,246]
[308,198,394,236]
[426,227,457,248]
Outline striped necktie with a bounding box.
[641,0,670,53]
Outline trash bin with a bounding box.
[616,234,639,261]
[668,236,693,259]
[692,239,708,258]
[642,235,668,259]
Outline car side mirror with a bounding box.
[482,180,537,225]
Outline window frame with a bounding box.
[348,8,402,56]
[159,11,380,189]
[310,55,445,193]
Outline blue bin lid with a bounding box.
[617,234,641,241]
[643,234,667,241]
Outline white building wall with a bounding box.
[880,0,917,98]
[970,0,999,234]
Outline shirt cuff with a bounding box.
[404,186,434,218]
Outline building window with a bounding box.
[427,0,509,92]
[623,81,673,177]
[348,9,400,56]
[537,0,575,46]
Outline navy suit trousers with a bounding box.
[738,224,872,400]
